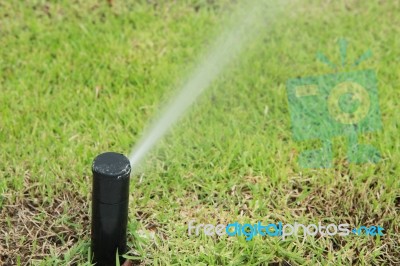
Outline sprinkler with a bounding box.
[91,152,131,265]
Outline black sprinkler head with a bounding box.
[91,152,131,266]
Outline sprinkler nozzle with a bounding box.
[91,152,131,265]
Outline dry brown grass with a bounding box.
[0,176,90,265]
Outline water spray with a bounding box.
[128,0,280,170]
[91,152,131,265]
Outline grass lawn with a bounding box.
[0,0,399,265]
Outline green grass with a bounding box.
[0,0,399,265]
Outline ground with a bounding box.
[0,0,399,265]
